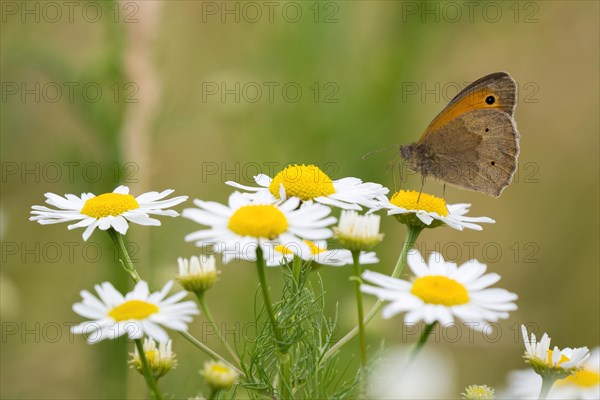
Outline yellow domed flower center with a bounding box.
[275,240,325,255]
[269,164,335,200]
[306,240,326,255]
[559,369,600,387]
[81,193,140,218]
[210,364,231,374]
[274,244,294,255]
[546,349,571,365]
[463,385,495,399]
[390,190,448,217]
[411,276,469,306]
[228,205,288,238]
[145,350,157,364]
[108,300,159,321]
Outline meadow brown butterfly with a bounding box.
[400,72,520,197]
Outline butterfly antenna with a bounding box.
[443,183,447,200]
[362,144,401,160]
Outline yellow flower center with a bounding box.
[411,276,469,306]
[559,369,600,387]
[145,350,156,364]
[390,190,448,216]
[275,240,325,256]
[463,385,495,399]
[210,364,231,374]
[274,244,294,255]
[269,164,335,200]
[228,205,288,238]
[81,193,139,218]
[306,240,326,255]
[547,349,570,365]
[108,300,159,321]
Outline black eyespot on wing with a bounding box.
[485,128,489,132]
[485,95,495,105]
[491,161,496,166]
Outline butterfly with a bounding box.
[400,72,520,197]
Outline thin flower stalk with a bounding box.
[135,338,164,400]
[323,225,422,361]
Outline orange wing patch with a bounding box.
[418,88,504,144]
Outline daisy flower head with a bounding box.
[201,360,239,391]
[265,240,379,267]
[182,191,336,263]
[30,186,188,241]
[71,280,199,344]
[522,325,591,380]
[225,164,389,210]
[368,346,456,399]
[176,255,219,294]
[502,347,600,399]
[130,338,177,379]
[374,190,495,231]
[462,385,495,400]
[360,249,517,331]
[334,210,384,251]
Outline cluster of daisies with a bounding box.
[29,163,597,398]
[29,164,506,341]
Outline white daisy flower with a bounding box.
[360,249,517,331]
[522,325,591,378]
[176,255,220,294]
[265,240,379,267]
[374,190,495,231]
[334,210,384,251]
[71,280,199,343]
[201,360,239,391]
[182,191,336,263]
[225,164,389,210]
[502,348,600,399]
[462,385,495,400]
[130,338,177,379]
[368,346,457,399]
[30,186,188,241]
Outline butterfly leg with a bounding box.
[397,162,404,191]
[443,183,446,200]
[417,175,426,203]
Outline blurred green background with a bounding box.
[1,1,598,398]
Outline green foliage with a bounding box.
[239,261,360,399]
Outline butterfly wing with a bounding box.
[418,72,517,144]
[419,108,520,196]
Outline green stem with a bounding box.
[134,339,163,400]
[178,331,244,378]
[351,251,367,369]
[255,246,284,345]
[208,388,220,400]
[407,322,437,367]
[390,225,423,279]
[255,247,293,399]
[196,292,240,364]
[292,255,302,285]
[538,376,556,400]
[322,225,423,361]
[107,228,142,283]
[278,351,293,400]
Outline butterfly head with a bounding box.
[399,143,419,172]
